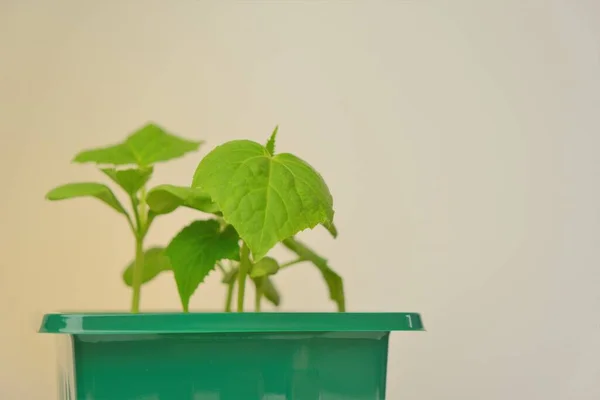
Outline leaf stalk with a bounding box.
[254,279,263,312]
[237,242,251,312]
[130,184,149,313]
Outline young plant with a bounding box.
[46,124,345,313]
[45,123,207,313]
[159,127,345,312]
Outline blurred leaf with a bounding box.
[222,267,238,284]
[73,123,202,166]
[101,167,153,196]
[146,184,220,215]
[249,256,279,278]
[46,182,127,215]
[257,276,281,307]
[323,221,338,238]
[122,247,171,286]
[281,237,345,312]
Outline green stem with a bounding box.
[279,258,304,269]
[130,185,149,314]
[225,280,235,312]
[282,237,346,312]
[130,235,144,313]
[125,214,136,236]
[130,198,141,233]
[142,212,155,237]
[254,280,262,312]
[237,243,251,312]
[139,186,148,228]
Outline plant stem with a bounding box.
[130,185,149,313]
[139,186,148,228]
[254,280,262,312]
[130,235,144,313]
[225,280,235,312]
[282,237,346,312]
[279,258,304,269]
[237,242,251,312]
[125,214,137,236]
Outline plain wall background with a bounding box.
[1,1,599,399]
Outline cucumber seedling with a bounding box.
[45,123,206,313]
[47,124,345,313]
[161,127,345,312]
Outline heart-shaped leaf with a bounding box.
[192,137,334,260]
[73,123,202,166]
[282,237,345,312]
[249,256,279,278]
[46,182,127,215]
[146,185,220,215]
[122,247,172,286]
[101,167,153,196]
[166,220,240,311]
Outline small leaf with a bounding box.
[265,126,278,156]
[250,256,279,278]
[146,185,220,215]
[122,247,171,286]
[282,237,345,312]
[258,276,281,306]
[101,167,153,196]
[192,137,334,260]
[222,267,238,284]
[73,123,202,166]
[46,182,127,215]
[166,220,241,312]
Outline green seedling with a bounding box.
[45,123,205,313]
[46,124,345,313]
[160,126,345,312]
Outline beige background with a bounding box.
[1,1,599,399]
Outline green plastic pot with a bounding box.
[39,312,424,400]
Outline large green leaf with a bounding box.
[73,123,202,166]
[146,185,220,215]
[122,247,172,286]
[101,167,153,196]
[192,137,334,260]
[282,237,345,312]
[45,182,127,215]
[166,220,240,311]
